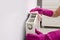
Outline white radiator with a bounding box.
[42,0,60,27]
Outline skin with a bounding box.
[53,6,60,17]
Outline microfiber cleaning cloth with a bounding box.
[26,29,60,40]
[30,8,53,17]
[47,30,60,40]
[26,29,45,40]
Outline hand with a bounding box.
[30,8,43,14]
[30,7,53,17]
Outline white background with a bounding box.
[0,0,37,40]
[0,0,27,40]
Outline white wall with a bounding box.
[27,0,37,12]
[0,0,27,40]
[0,0,37,40]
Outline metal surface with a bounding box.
[37,0,42,8]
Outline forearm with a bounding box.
[52,6,60,17]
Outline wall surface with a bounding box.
[27,0,37,12]
[0,0,27,40]
[0,0,37,40]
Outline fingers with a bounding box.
[30,8,44,15]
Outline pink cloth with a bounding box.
[26,29,60,40]
[30,8,53,17]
